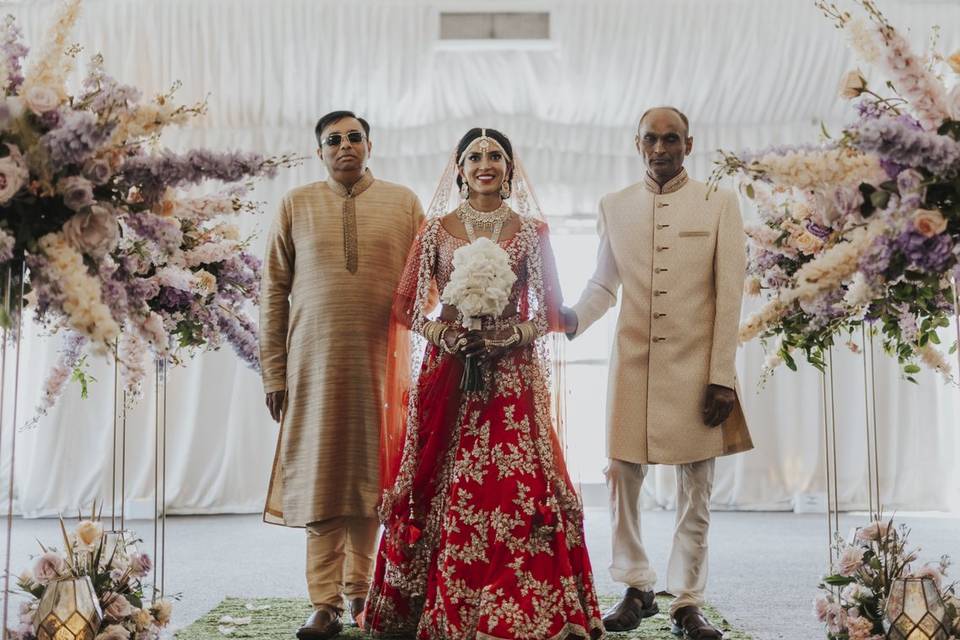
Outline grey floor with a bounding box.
[2,510,958,639]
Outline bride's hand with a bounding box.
[457,330,487,361]
[478,328,519,364]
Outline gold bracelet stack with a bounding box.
[423,320,446,347]
[515,321,537,346]
[484,327,521,350]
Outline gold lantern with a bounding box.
[33,576,103,640]
[102,529,140,564]
[885,577,949,640]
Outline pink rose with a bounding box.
[838,546,866,576]
[32,551,67,585]
[911,563,944,589]
[95,624,131,640]
[912,208,947,238]
[0,144,28,205]
[57,176,95,212]
[101,592,134,621]
[855,520,891,542]
[23,85,60,115]
[129,552,152,578]
[62,204,119,257]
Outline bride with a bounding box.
[363,128,604,640]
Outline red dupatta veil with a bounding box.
[378,149,571,504]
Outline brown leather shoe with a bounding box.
[348,597,365,627]
[601,587,659,632]
[671,605,722,639]
[296,608,343,640]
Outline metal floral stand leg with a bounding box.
[152,358,167,602]
[861,327,881,523]
[1,262,25,640]
[821,347,841,570]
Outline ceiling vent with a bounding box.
[437,11,552,49]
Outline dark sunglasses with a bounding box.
[323,131,366,147]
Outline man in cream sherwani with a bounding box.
[563,107,752,639]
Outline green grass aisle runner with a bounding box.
[175,595,752,639]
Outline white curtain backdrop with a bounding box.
[0,0,958,517]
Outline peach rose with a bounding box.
[75,519,104,549]
[838,69,868,100]
[912,208,947,238]
[23,85,60,115]
[101,592,133,622]
[793,231,823,256]
[948,50,960,74]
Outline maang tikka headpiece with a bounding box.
[457,128,512,166]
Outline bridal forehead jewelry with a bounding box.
[457,128,512,165]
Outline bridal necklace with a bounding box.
[458,200,511,243]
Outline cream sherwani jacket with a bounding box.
[572,170,753,465]
[259,170,424,527]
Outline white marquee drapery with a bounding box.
[0,0,958,517]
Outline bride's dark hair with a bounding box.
[455,128,514,191]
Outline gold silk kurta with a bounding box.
[572,170,753,465]
[259,170,425,527]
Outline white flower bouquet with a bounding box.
[440,237,517,391]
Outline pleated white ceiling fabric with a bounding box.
[0,0,957,516]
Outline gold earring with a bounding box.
[499,181,511,199]
[460,182,469,200]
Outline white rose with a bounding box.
[23,85,61,115]
[838,69,868,100]
[62,204,120,257]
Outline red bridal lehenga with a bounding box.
[364,195,604,639]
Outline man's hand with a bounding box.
[560,306,579,336]
[265,390,286,423]
[702,384,736,427]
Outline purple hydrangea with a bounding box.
[859,235,894,282]
[852,115,960,178]
[154,286,193,311]
[896,230,954,273]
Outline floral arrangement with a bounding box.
[0,0,298,418]
[9,512,172,640]
[815,517,959,639]
[439,236,517,390]
[711,0,960,381]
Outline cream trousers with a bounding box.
[606,457,716,615]
[305,516,379,613]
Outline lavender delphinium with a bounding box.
[80,60,142,115]
[852,115,960,179]
[124,212,183,254]
[42,110,114,168]
[215,306,260,371]
[0,15,28,93]
[118,149,282,205]
[858,235,894,283]
[98,258,129,323]
[154,286,193,312]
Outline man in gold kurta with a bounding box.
[564,108,752,639]
[259,111,424,640]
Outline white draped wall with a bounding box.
[0,0,958,517]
